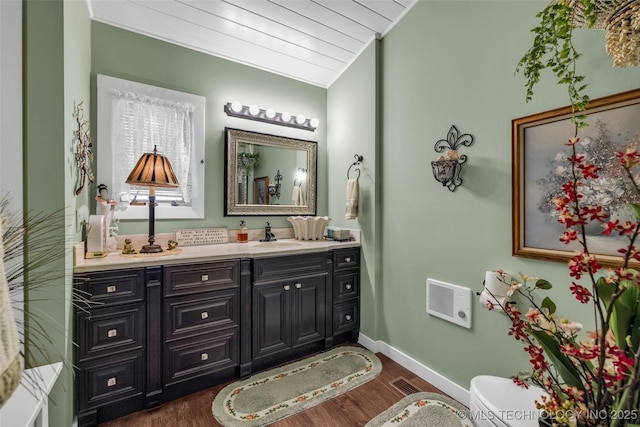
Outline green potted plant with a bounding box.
[517,0,640,128]
[237,151,260,173]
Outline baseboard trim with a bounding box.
[358,334,470,406]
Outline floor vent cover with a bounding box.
[390,377,420,395]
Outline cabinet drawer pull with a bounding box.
[200,311,209,320]
[295,283,302,289]
[201,274,209,281]
[107,329,117,338]
[345,257,351,262]
[107,377,117,387]
[107,285,117,293]
[201,352,209,361]
[345,283,352,290]
[283,284,291,291]
[345,314,352,321]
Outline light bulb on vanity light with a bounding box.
[265,108,276,119]
[249,105,260,115]
[231,101,243,113]
[281,112,291,122]
[295,114,306,125]
[310,118,319,128]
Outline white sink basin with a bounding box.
[252,241,303,249]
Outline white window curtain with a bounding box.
[110,90,194,204]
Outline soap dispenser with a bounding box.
[237,220,249,243]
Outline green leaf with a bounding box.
[531,329,584,391]
[596,278,640,352]
[631,203,640,221]
[536,279,552,290]
[541,297,556,315]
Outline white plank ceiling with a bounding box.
[88,0,418,88]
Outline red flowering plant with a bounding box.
[487,137,640,427]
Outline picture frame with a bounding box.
[512,88,640,266]
[253,176,269,205]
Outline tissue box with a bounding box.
[327,227,350,240]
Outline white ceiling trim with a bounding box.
[88,0,418,88]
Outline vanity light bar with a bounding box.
[224,101,319,132]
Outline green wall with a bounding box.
[23,0,91,425]
[90,22,328,234]
[327,41,381,339]
[372,0,639,389]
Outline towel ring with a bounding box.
[347,154,364,180]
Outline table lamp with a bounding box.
[126,145,179,253]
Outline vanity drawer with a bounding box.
[333,301,360,335]
[333,271,360,302]
[164,260,239,297]
[76,350,144,411]
[75,269,145,306]
[333,248,360,271]
[164,329,239,386]
[252,252,329,283]
[164,290,239,341]
[76,303,145,361]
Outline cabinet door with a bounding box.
[252,282,291,359]
[291,275,326,348]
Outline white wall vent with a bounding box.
[426,278,472,329]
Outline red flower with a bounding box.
[602,219,620,236]
[512,376,529,388]
[577,163,599,179]
[570,282,592,303]
[560,229,578,244]
[568,252,601,279]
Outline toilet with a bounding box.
[470,375,547,427]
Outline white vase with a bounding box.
[287,216,330,240]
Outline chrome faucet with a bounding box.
[260,221,277,242]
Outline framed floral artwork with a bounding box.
[512,88,640,266]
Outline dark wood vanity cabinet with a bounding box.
[162,260,241,401]
[74,268,147,427]
[251,252,332,369]
[74,247,360,426]
[332,248,361,341]
[74,260,241,426]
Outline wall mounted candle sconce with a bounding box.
[224,101,319,131]
[431,125,474,192]
[268,170,282,200]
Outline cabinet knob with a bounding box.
[201,352,209,361]
[345,257,351,262]
[107,329,117,338]
[107,377,117,387]
[283,284,290,291]
[200,311,209,320]
[295,283,302,289]
[107,285,117,293]
[345,283,352,290]
[201,274,209,281]
[345,314,352,321]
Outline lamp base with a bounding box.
[140,244,163,254]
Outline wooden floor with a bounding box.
[101,348,450,427]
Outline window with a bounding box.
[97,75,205,219]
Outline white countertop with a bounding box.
[74,233,360,273]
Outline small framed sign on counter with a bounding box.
[175,228,229,246]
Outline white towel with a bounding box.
[291,185,303,206]
[345,178,359,220]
